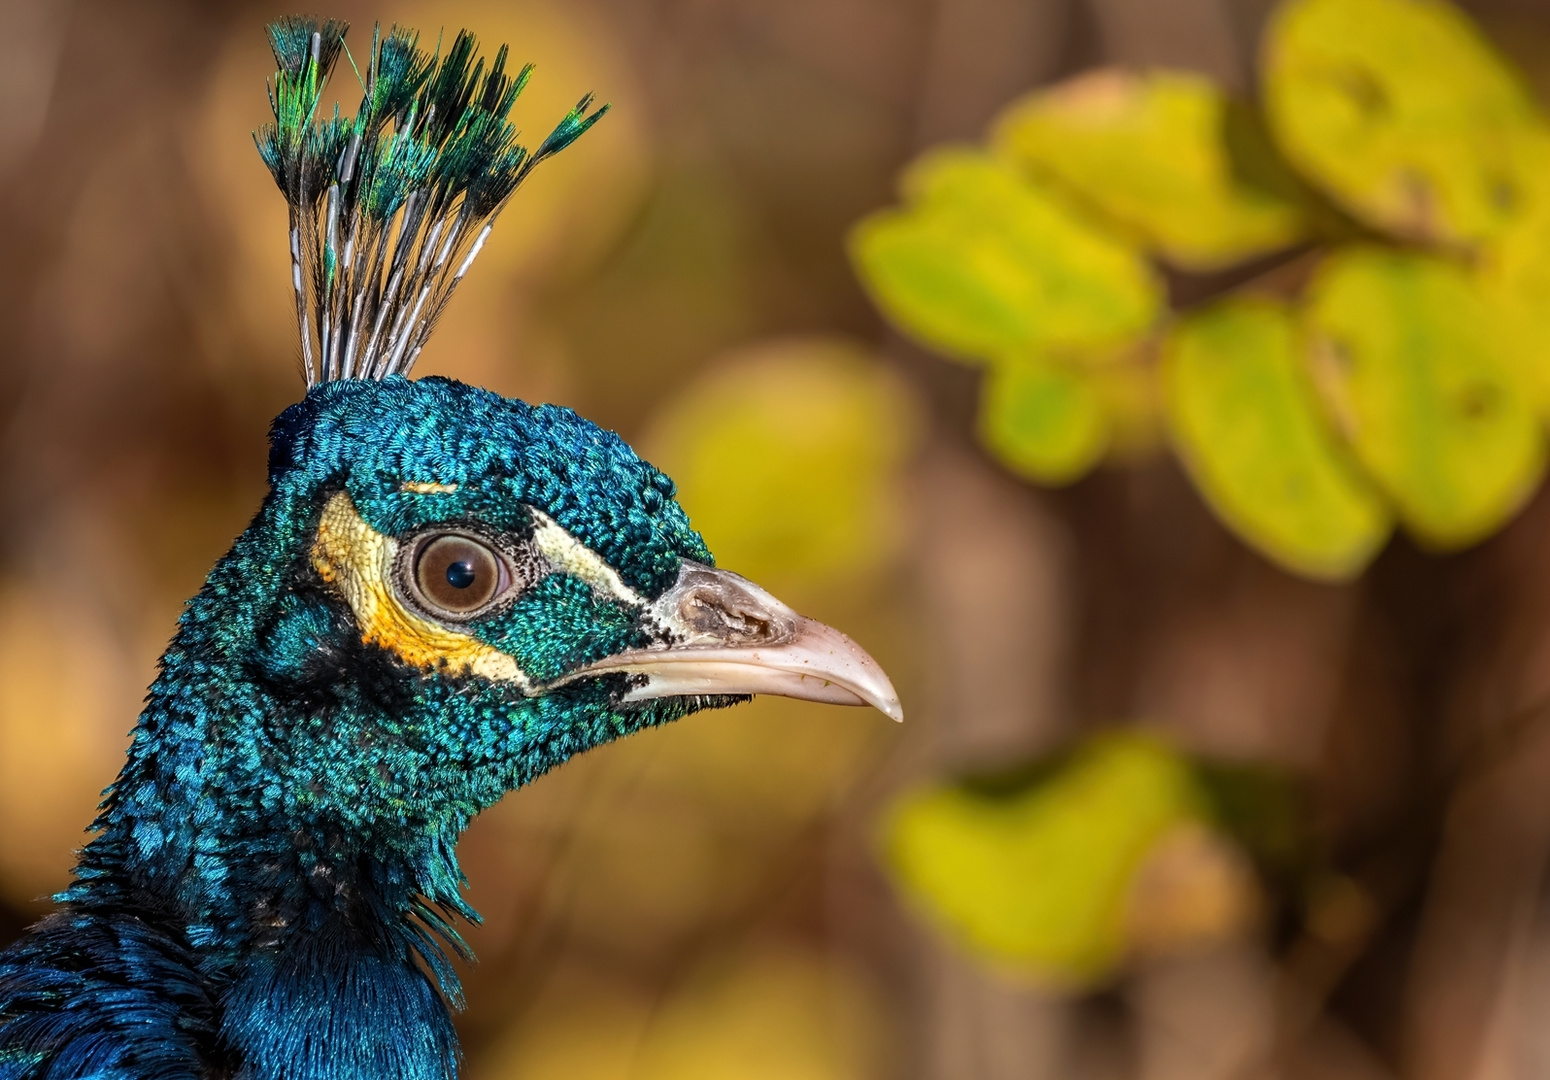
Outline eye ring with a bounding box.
[400,530,515,621]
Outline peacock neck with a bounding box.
[55,504,477,1079]
[64,493,481,947]
[76,666,481,960]
[64,634,472,1080]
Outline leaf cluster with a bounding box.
[883,734,1302,987]
[850,0,1550,580]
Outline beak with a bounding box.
[557,561,903,722]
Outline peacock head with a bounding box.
[116,17,899,866]
[218,375,898,834]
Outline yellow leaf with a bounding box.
[1304,248,1546,548]
[849,148,1162,363]
[1163,298,1391,580]
[644,337,918,596]
[977,355,1109,485]
[995,68,1307,271]
[881,735,1201,987]
[1263,0,1549,244]
[1477,154,1550,416]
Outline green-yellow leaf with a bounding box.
[1478,173,1550,417]
[994,68,1307,271]
[849,148,1162,364]
[1163,298,1391,580]
[882,735,1201,986]
[978,355,1109,485]
[1263,0,1549,244]
[644,337,918,595]
[1304,248,1546,548]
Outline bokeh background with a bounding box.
[6,0,1550,1077]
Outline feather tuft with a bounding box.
[254,16,608,386]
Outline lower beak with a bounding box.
[557,562,903,722]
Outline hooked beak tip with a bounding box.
[787,615,904,722]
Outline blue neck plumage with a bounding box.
[57,492,530,1080]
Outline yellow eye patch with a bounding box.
[311,491,528,685]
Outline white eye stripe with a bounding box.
[528,508,645,608]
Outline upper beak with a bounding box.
[556,561,903,722]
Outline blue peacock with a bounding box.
[0,17,900,1080]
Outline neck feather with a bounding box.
[64,495,483,985]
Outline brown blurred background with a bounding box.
[7,0,1550,1077]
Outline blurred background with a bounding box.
[7,0,1550,1077]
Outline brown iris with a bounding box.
[413,534,504,615]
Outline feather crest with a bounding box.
[254,16,609,386]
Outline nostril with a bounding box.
[723,607,775,640]
[650,563,803,648]
[679,587,785,644]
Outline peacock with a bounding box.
[0,17,900,1080]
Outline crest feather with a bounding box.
[254,16,608,386]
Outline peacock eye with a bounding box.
[410,534,509,616]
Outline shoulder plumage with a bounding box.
[0,910,217,1079]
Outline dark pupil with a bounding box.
[414,534,502,614]
[446,561,477,589]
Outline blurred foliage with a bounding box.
[1305,248,1547,547]
[849,0,1550,581]
[1264,0,1546,245]
[850,150,1162,364]
[882,734,1275,989]
[644,337,919,599]
[1162,298,1390,579]
[476,948,887,1080]
[993,69,1307,271]
[977,355,1110,484]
